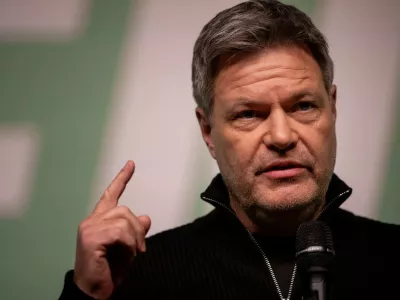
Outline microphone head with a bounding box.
[295,220,335,272]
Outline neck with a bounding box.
[229,198,324,237]
[229,199,259,233]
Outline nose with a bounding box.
[263,108,298,152]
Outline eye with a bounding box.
[293,101,316,112]
[236,110,258,119]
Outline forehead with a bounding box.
[214,44,325,102]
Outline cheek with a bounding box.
[213,128,258,169]
[328,128,337,165]
[322,115,337,156]
[304,117,336,170]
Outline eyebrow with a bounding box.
[225,98,266,113]
[227,90,317,111]
[288,90,316,99]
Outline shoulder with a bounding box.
[338,209,400,232]
[333,209,400,247]
[329,210,400,297]
[143,208,221,250]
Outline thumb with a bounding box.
[138,215,152,235]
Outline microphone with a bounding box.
[295,221,335,300]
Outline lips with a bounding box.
[257,160,307,179]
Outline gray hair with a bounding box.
[192,0,334,118]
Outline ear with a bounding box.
[329,84,337,122]
[195,107,216,159]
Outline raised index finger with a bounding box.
[92,160,135,214]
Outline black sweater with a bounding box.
[60,174,400,300]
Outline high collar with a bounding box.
[200,173,352,219]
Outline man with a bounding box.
[59,1,400,299]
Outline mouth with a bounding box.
[256,160,308,180]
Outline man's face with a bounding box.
[197,44,337,223]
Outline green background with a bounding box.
[0,1,132,298]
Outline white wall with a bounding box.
[319,0,400,217]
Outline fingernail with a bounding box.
[124,161,131,170]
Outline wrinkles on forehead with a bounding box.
[213,45,325,112]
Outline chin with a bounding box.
[253,181,320,213]
[247,191,322,232]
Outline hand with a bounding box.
[73,160,151,299]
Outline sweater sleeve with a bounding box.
[58,270,95,300]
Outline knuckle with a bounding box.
[137,225,145,237]
[119,205,131,215]
[78,219,90,233]
[103,188,112,200]
[113,222,125,237]
[119,218,131,231]
[127,237,136,249]
[77,226,93,246]
[114,220,129,237]
[78,222,86,233]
